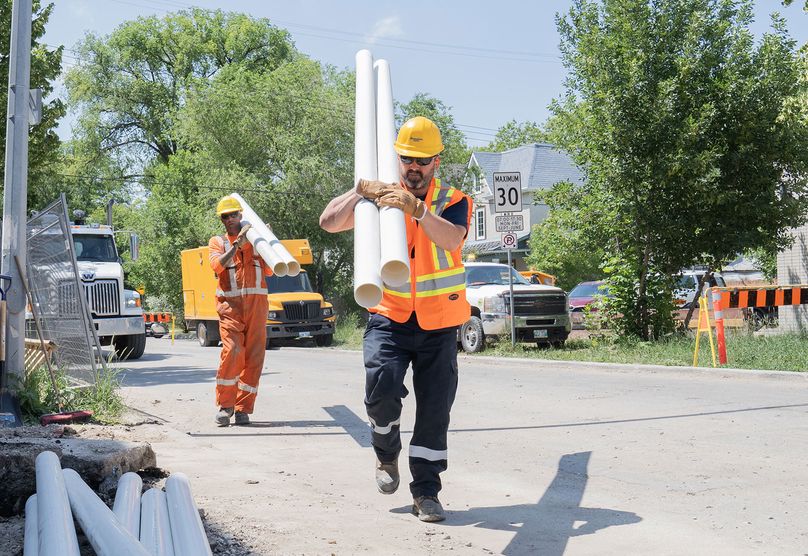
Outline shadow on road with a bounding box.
[393,452,641,555]
[119,367,279,388]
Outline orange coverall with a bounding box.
[209,234,271,414]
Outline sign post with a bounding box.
[494,172,523,348]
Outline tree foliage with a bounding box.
[0,0,64,207]
[482,119,548,152]
[66,8,296,169]
[551,0,808,339]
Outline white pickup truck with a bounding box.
[460,262,571,353]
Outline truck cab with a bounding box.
[70,224,146,359]
[460,262,570,353]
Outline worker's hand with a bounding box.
[376,189,427,219]
[356,179,397,200]
[234,224,252,248]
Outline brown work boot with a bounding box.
[234,411,250,426]
[412,496,445,522]
[375,458,399,495]
[215,407,234,426]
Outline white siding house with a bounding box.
[776,223,808,333]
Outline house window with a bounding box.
[475,207,485,240]
[473,173,482,194]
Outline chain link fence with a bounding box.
[26,194,106,385]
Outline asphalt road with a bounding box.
[118,337,808,555]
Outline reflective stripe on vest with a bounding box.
[415,266,465,297]
[429,185,456,271]
[215,236,268,298]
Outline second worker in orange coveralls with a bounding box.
[209,195,272,426]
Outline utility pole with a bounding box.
[2,0,34,393]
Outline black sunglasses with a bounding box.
[220,212,240,220]
[399,155,435,166]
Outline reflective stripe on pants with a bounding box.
[363,313,459,498]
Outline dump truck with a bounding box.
[181,239,336,348]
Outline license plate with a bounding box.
[299,331,312,338]
[533,329,548,339]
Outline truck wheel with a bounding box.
[460,317,485,353]
[197,322,217,347]
[113,333,146,360]
[315,333,333,347]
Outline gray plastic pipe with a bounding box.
[35,452,79,556]
[23,494,37,556]
[164,473,212,556]
[113,472,143,538]
[140,488,175,556]
[62,468,150,556]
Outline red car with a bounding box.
[568,280,610,329]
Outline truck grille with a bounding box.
[282,301,320,322]
[506,294,567,316]
[58,280,120,317]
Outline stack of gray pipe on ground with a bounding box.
[24,451,212,556]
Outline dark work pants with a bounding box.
[363,313,459,498]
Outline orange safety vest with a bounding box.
[210,235,269,300]
[371,178,472,330]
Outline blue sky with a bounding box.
[43,0,808,147]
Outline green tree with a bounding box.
[0,0,64,207]
[66,8,296,170]
[397,93,470,185]
[482,119,548,152]
[125,59,357,315]
[552,0,808,339]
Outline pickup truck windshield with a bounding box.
[266,272,313,293]
[466,267,531,287]
[74,235,118,262]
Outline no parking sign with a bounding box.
[501,232,517,250]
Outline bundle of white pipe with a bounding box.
[353,49,410,308]
[230,192,299,277]
[113,472,143,538]
[63,468,150,556]
[35,451,80,556]
[140,488,175,556]
[23,495,37,556]
[164,473,212,556]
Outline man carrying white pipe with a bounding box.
[320,116,472,522]
[209,196,272,426]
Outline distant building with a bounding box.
[463,143,584,269]
[776,223,808,333]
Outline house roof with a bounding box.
[469,143,585,195]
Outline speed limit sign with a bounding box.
[501,232,517,250]
[493,172,522,213]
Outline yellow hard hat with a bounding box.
[216,195,242,216]
[394,116,444,157]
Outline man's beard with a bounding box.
[404,170,428,190]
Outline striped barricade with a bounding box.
[709,285,808,364]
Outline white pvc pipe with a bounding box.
[140,488,175,556]
[113,472,143,539]
[229,192,298,277]
[35,451,79,556]
[353,49,383,307]
[24,494,37,556]
[374,58,410,287]
[62,468,150,556]
[164,473,212,556]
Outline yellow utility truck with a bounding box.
[181,239,336,348]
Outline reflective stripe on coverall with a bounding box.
[209,235,270,414]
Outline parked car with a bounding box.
[568,280,610,329]
[460,262,570,353]
[673,270,725,308]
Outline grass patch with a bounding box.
[480,331,808,371]
[15,364,126,424]
[332,320,807,372]
[334,313,366,348]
